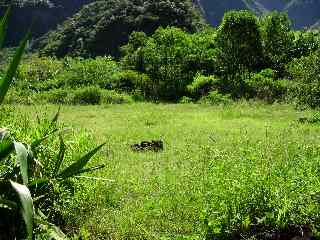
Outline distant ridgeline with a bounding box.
[195,0,320,29]
[0,0,94,46]
[1,0,320,48]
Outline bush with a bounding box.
[121,27,215,101]
[287,50,320,108]
[187,73,219,99]
[15,56,122,92]
[16,55,64,91]
[245,69,288,102]
[179,96,194,104]
[289,83,320,108]
[112,70,150,93]
[55,56,121,89]
[101,90,133,104]
[41,88,70,104]
[72,86,102,105]
[199,90,232,105]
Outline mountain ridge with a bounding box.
[1,0,320,46]
[196,0,320,28]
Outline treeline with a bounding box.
[3,10,320,107]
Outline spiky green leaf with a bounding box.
[0,29,31,105]
[53,135,65,177]
[0,7,10,49]
[58,143,106,179]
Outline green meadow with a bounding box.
[10,103,320,239]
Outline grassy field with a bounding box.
[11,103,320,239]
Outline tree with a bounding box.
[215,10,264,95]
[260,11,295,74]
[121,26,215,101]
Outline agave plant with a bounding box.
[0,8,106,239]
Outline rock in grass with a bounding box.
[130,140,163,152]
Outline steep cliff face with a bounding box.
[285,0,320,28]
[0,0,94,45]
[196,0,320,28]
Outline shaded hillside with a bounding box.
[0,0,94,45]
[37,0,204,58]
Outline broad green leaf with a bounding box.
[14,141,28,185]
[10,181,34,240]
[53,135,66,177]
[58,143,106,179]
[0,29,31,105]
[0,7,10,49]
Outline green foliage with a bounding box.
[245,69,288,102]
[122,27,216,101]
[101,90,134,104]
[215,10,263,75]
[187,73,219,99]
[0,9,30,104]
[72,86,102,105]
[260,11,295,74]
[287,50,320,108]
[112,70,150,93]
[16,55,122,91]
[199,90,232,105]
[292,30,320,59]
[56,57,120,89]
[0,10,106,239]
[37,0,204,58]
[179,96,193,104]
[16,55,64,91]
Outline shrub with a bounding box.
[199,90,232,105]
[112,70,150,93]
[72,86,102,105]
[245,69,288,102]
[179,96,193,104]
[187,73,219,99]
[55,56,121,90]
[41,88,70,104]
[289,83,320,108]
[287,50,320,108]
[16,55,63,92]
[101,90,133,104]
[121,27,215,101]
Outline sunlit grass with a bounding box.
[10,102,320,239]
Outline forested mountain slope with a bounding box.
[36,0,203,57]
[2,0,320,47]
